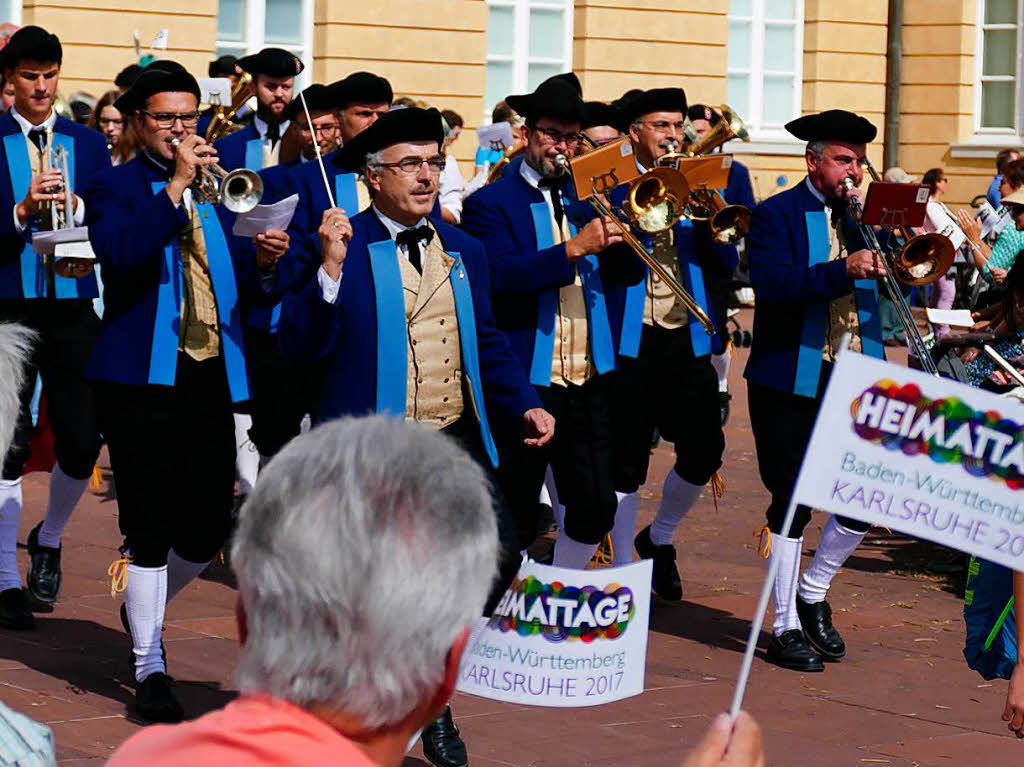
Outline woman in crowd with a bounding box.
[89,90,134,166]
[959,159,1024,285]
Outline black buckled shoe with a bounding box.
[765,629,825,672]
[421,706,468,767]
[0,588,35,630]
[135,672,184,723]
[26,523,61,609]
[634,525,682,601]
[796,595,846,661]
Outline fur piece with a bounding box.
[0,323,35,461]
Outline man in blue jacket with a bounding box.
[213,47,302,172]
[745,109,887,673]
[278,106,553,767]
[85,66,287,722]
[462,76,642,571]
[0,26,109,629]
[603,89,735,593]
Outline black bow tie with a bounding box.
[538,177,566,228]
[28,128,45,152]
[396,226,434,273]
[265,122,280,144]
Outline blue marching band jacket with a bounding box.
[0,110,109,300]
[461,167,644,387]
[278,209,542,467]
[743,178,884,398]
[603,179,738,361]
[213,122,267,175]
[84,154,278,403]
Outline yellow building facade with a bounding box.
[12,0,1022,204]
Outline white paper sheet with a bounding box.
[924,307,975,327]
[32,226,90,255]
[477,122,514,152]
[232,194,299,238]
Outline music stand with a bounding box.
[861,182,929,229]
[569,137,640,198]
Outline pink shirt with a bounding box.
[106,695,380,767]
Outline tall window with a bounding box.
[216,0,313,83]
[727,0,803,135]
[977,0,1020,132]
[485,0,573,114]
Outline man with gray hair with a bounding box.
[106,415,498,767]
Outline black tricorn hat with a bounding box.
[332,106,444,172]
[785,109,877,144]
[687,104,721,126]
[1,26,62,70]
[329,71,393,108]
[208,54,239,78]
[285,83,335,120]
[582,101,620,130]
[114,67,200,115]
[115,63,144,89]
[236,47,304,78]
[616,87,687,129]
[505,78,585,125]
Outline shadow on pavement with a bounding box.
[649,598,765,656]
[3,616,235,721]
[827,530,967,596]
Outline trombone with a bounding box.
[843,175,954,377]
[204,71,254,143]
[561,153,716,335]
[170,138,263,213]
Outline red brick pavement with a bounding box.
[1,330,1020,765]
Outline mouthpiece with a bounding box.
[554,153,568,169]
[843,176,856,191]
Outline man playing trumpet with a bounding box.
[85,65,287,722]
[0,26,109,630]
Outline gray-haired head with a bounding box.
[806,139,827,157]
[231,416,498,729]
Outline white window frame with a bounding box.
[973,0,1022,137]
[726,0,804,144]
[215,0,314,87]
[484,0,574,117]
[7,0,21,26]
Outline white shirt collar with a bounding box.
[253,115,289,141]
[373,205,429,242]
[635,157,648,175]
[11,106,56,137]
[519,158,543,190]
[804,175,827,206]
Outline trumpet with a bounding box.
[41,126,95,278]
[170,138,263,213]
[560,154,716,335]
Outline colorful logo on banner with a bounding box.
[489,575,635,643]
[851,379,1024,490]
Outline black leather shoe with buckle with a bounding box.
[421,706,468,767]
[634,525,683,601]
[26,523,61,609]
[0,588,35,630]
[765,629,825,672]
[796,595,846,661]
[135,672,184,723]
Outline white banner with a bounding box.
[457,559,652,707]
[793,350,1024,570]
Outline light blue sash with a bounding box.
[527,200,616,386]
[5,131,83,299]
[794,211,831,397]
[244,138,263,171]
[367,239,498,466]
[148,181,250,402]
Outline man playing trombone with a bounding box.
[604,89,736,584]
[462,76,642,570]
[0,26,109,629]
[84,66,287,722]
[745,109,887,673]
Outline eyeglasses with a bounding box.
[374,156,446,175]
[297,122,341,135]
[532,126,583,147]
[141,110,200,129]
[642,120,686,134]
